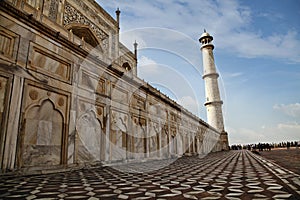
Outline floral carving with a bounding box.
[58,97,64,106]
[29,90,38,100]
[49,0,59,21]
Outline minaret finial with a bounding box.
[134,40,138,59]
[204,29,206,33]
[116,7,121,30]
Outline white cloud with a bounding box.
[223,72,244,79]
[223,30,300,63]
[119,30,147,51]
[177,96,200,115]
[119,27,203,74]
[273,103,300,118]
[257,11,283,21]
[229,72,243,77]
[228,126,266,145]
[273,122,300,142]
[97,0,300,63]
[277,122,300,131]
[138,56,199,98]
[228,121,300,145]
[138,55,160,75]
[139,55,156,65]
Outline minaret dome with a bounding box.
[199,30,214,49]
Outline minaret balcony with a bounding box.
[202,72,219,79]
[204,100,223,106]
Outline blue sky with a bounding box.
[96,0,300,145]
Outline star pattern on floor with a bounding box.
[0,150,299,199]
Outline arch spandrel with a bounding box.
[24,84,69,121]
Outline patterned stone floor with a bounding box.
[259,148,300,175]
[1,150,300,199]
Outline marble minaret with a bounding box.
[199,30,229,150]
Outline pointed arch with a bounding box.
[21,99,64,167]
[76,110,102,162]
[122,62,132,71]
[66,23,102,49]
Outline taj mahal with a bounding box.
[0,0,228,174]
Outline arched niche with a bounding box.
[148,121,159,154]
[22,99,64,167]
[122,62,132,71]
[160,124,169,158]
[67,24,102,49]
[110,111,128,161]
[76,110,102,162]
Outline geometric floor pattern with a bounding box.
[1,150,299,199]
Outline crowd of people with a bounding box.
[230,141,299,151]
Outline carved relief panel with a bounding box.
[130,94,145,110]
[0,76,9,130]
[0,75,11,166]
[42,0,64,23]
[22,0,40,15]
[149,101,159,115]
[170,112,177,122]
[170,126,177,137]
[25,0,40,8]
[28,43,72,83]
[0,27,19,62]
[80,70,107,96]
[111,84,128,104]
[48,0,59,21]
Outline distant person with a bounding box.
[266,143,271,151]
[287,141,291,150]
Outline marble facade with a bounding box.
[0,0,225,173]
